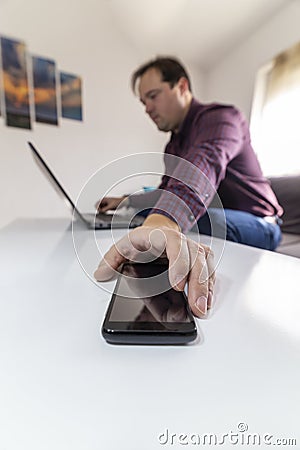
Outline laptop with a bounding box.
[28,142,144,229]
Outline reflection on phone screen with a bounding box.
[109,262,191,327]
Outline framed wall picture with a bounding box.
[0,36,31,129]
[0,47,2,118]
[32,56,58,125]
[60,72,83,121]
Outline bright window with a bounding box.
[250,41,300,176]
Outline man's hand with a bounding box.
[95,196,128,213]
[94,214,215,318]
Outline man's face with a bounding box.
[138,68,187,133]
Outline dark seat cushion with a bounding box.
[269,175,300,234]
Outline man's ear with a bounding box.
[178,77,189,94]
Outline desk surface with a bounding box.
[1,219,299,450]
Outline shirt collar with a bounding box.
[175,98,202,139]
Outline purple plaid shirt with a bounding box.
[129,99,283,232]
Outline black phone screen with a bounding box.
[102,260,197,344]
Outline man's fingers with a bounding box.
[93,235,131,281]
[95,197,118,213]
[164,231,190,291]
[94,227,157,281]
[97,204,110,213]
[204,247,215,309]
[186,241,210,318]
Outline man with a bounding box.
[94,57,283,317]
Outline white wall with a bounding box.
[3,1,298,229]
[203,1,300,120]
[0,0,206,229]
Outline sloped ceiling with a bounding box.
[106,0,293,68]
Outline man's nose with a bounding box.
[145,102,153,115]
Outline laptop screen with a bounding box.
[27,141,86,223]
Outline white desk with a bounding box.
[0,219,299,450]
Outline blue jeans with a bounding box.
[197,208,282,251]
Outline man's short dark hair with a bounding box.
[131,56,192,93]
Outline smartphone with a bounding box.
[101,259,197,345]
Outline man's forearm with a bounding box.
[127,189,162,209]
[143,213,180,231]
